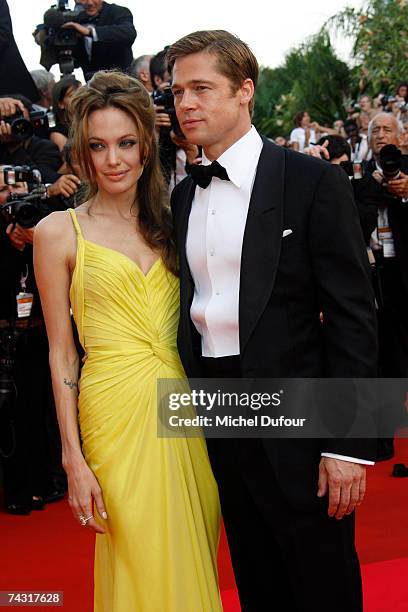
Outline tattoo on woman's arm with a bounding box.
[64,378,78,390]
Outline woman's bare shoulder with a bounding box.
[35,209,73,241]
[34,211,79,268]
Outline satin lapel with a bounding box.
[239,139,285,353]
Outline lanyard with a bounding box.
[20,264,29,292]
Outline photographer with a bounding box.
[130,54,153,93]
[49,75,81,151]
[151,48,199,188]
[30,70,55,111]
[354,112,408,378]
[35,0,136,80]
[0,166,67,515]
[0,94,62,184]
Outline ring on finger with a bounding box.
[79,514,93,526]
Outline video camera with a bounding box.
[41,1,82,74]
[153,87,185,139]
[1,109,56,142]
[0,166,51,228]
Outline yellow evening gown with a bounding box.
[68,208,222,612]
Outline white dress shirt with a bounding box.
[186,125,263,357]
[186,126,373,465]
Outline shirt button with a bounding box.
[211,209,216,215]
[216,291,220,295]
[209,249,215,256]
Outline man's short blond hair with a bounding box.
[167,30,259,115]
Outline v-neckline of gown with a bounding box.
[83,238,162,280]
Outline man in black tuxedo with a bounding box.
[168,31,378,612]
[62,0,136,81]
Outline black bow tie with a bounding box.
[189,160,230,189]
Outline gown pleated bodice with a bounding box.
[67,208,222,612]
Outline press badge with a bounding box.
[16,266,33,318]
[16,292,34,318]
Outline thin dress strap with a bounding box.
[68,208,85,350]
[68,207,83,238]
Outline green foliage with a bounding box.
[253,32,351,138]
[323,0,408,95]
[253,0,408,139]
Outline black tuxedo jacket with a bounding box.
[171,139,378,508]
[76,2,136,78]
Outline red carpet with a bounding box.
[1,439,408,611]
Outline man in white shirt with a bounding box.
[169,30,378,612]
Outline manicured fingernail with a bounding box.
[102,512,108,519]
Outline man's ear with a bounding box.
[239,78,254,108]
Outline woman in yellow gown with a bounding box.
[34,71,222,611]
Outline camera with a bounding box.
[379,94,397,111]
[42,1,81,74]
[378,144,402,181]
[397,101,408,113]
[1,109,56,142]
[3,165,42,185]
[153,86,185,139]
[0,166,50,229]
[346,100,361,113]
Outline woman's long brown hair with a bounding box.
[69,70,177,276]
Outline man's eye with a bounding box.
[173,89,183,97]
[195,86,208,92]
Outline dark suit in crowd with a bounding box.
[0,0,39,101]
[0,232,66,512]
[75,2,136,80]
[171,139,378,612]
[355,155,408,377]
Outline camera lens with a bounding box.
[14,202,41,229]
[11,118,33,141]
